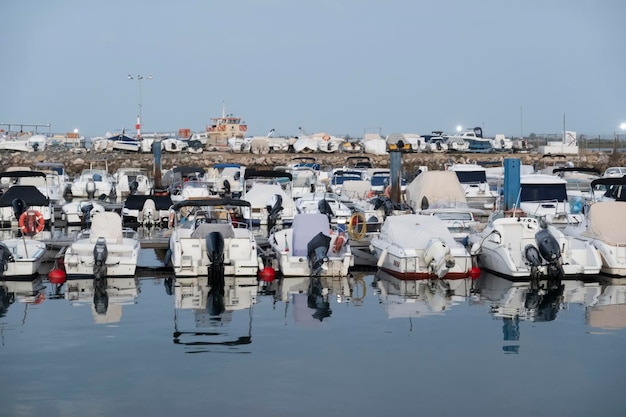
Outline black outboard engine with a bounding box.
[223,179,231,195]
[129,180,139,195]
[0,243,15,278]
[11,198,27,220]
[93,236,108,279]
[80,203,94,227]
[535,228,564,279]
[267,194,283,231]
[307,232,331,277]
[318,199,334,220]
[206,231,225,286]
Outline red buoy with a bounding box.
[469,266,481,280]
[48,268,67,285]
[259,266,276,283]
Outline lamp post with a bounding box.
[128,74,152,138]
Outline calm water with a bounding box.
[1,249,625,417]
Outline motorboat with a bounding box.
[0,237,47,278]
[370,214,473,280]
[35,162,70,205]
[167,198,262,278]
[274,166,321,199]
[589,175,626,203]
[205,163,245,197]
[295,192,353,229]
[113,168,152,200]
[61,200,106,227]
[63,211,141,278]
[446,164,499,211]
[0,171,54,228]
[517,174,584,226]
[161,137,188,153]
[470,214,602,280]
[242,170,296,239]
[602,167,626,178]
[70,167,116,201]
[268,213,353,278]
[327,169,362,195]
[489,134,514,152]
[451,128,494,153]
[121,194,173,228]
[552,166,601,204]
[169,179,212,203]
[564,201,626,276]
[0,136,34,152]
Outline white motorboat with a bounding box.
[121,194,173,228]
[242,170,296,238]
[564,201,626,276]
[327,169,362,195]
[268,213,353,278]
[61,200,106,227]
[274,166,321,199]
[161,137,188,153]
[0,237,47,278]
[113,167,152,200]
[590,175,626,203]
[470,214,602,280]
[205,163,245,197]
[70,167,116,201]
[167,198,262,278]
[169,179,212,203]
[63,211,141,278]
[447,163,499,211]
[517,174,584,226]
[295,192,353,228]
[370,214,473,280]
[0,171,55,228]
[0,136,34,152]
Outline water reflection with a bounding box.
[64,277,140,323]
[0,276,46,322]
[169,276,258,353]
[374,270,475,319]
[585,279,626,330]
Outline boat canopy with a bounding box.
[405,171,467,211]
[583,201,626,245]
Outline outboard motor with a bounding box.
[222,179,231,195]
[139,199,156,228]
[535,228,564,280]
[318,199,334,220]
[93,236,108,279]
[0,243,15,277]
[206,231,225,286]
[267,194,283,231]
[129,180,139,195]
[80,203,94,227]
[85,178,97,200]
[11,198,27,220]
[307,232,331,277]
[524,244,542,267]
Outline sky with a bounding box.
[1,0,625,139]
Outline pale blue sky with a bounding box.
[1,0,625,138]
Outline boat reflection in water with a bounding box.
[65,277,140,324]
[586,279,626,330]
[169,276,258,353]
[267,274,365,326]
[474,272,612,353]
[0,276,46,321]
[374,270,475,319]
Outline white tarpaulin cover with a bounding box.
[379,214,457,248]
[405,171,467,211]
[584,201,626,245]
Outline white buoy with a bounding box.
[376,249,388,268]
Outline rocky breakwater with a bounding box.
[1,147,623,179]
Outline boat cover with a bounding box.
[404,171,467,211]
[379,214,457,248]
[0,185,49,206]
[90,212,124,244]
[244,183,293,208]
[583,201,626,245]
[291,213,330,256]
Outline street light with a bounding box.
[128,74,152,138]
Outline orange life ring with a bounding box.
[332,231,345,253]
[239,125,247,132]
[217,125,226,132]
[19,209,45,236]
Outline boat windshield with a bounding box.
[520,184,568,202]
[454,171,487,184]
